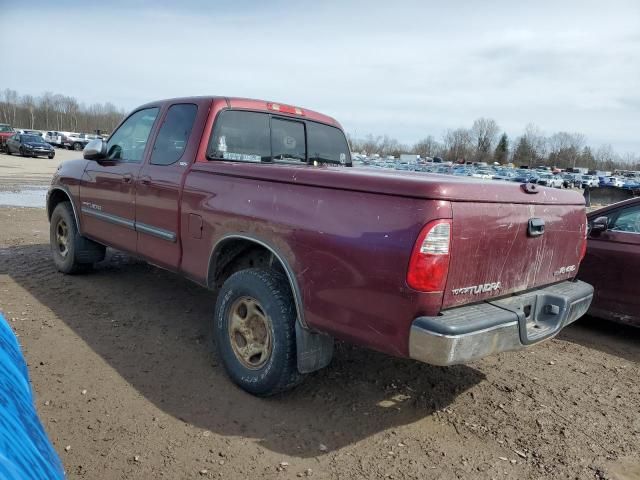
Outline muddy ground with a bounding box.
[0,151,639,479]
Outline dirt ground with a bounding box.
[0,151,639,479]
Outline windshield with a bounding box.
[0,125,13,133]
[22,135,44,143]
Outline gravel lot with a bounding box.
[0,149,638,479]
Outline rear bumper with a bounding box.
[409,280,593,366]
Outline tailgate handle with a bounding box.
[528,218,545,237]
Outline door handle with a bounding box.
[139,175,151,185]
[122,174,133,183]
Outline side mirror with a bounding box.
[590,216,608,234]
[83,138,107,160]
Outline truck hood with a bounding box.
[201,163,585,206]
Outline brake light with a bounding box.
[407,219,451,292]
[267,102,304,116]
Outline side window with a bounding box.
[271,118,305,163]
[307,121,351,165]
[207,110,270,162]
[610,206,640,233]
[150,104,198,166]
[106,107,159,163]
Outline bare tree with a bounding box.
[470,118,499,162]
[413,135,441,158]
[21,94,36,128]
[443,128,473,162]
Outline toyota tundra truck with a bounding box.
[47,96,593,396]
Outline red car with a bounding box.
[579,197,640,326]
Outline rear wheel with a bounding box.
[48,153,55,159]
[213,268,304,396]
[50,202,105,274]
[5,145,10,155]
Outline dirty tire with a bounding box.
[50,201,105,274]
[213,268,304,396]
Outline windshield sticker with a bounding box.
[217,135,227,152]
[283,136,297,149]
[222,152,262,162]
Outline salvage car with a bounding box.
[5,133,55,158]
[0,123,14,152]
[46,96,593,396]
[537,173,563,188]
[578,197,640,327]
[581,175,600,188]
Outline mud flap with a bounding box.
[295,323,334,374]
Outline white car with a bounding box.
[581,175,599,188]
[607,177,625,188]
[537,173,563,188]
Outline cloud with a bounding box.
[1,0,639,152]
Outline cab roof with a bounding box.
[136,96,342,129]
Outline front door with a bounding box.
[583,204,640,322]
[80,107,160,253]
[135,103,199,269]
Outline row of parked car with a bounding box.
[354,157,640,190]
[0,123,107,158]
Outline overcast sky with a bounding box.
[1,0,639,153]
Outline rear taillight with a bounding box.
[407,219,451,292]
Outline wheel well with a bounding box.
[47,189,71,220]
[208,239,287,291]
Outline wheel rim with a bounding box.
[227,296,272,370]
[74,143,82,151]
[56,219,69,257]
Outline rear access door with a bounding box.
[134,100,208,270]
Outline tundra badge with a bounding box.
[452,282,501,295]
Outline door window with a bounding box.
[106,107,159,163]
[150,104,198,166]
[610,206,640,233]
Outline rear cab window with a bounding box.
[207,110,351,166]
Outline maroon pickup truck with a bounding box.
[47,96,594,396]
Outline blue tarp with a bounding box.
[0,313,64,479]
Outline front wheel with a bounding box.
[5,145,10,155]
[213,268,304,396]
[50,202,105,274]
[73,142,83,151]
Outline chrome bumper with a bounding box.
[409,280,593,366]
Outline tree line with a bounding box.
[2,87,637,171]
[348,118,640,172]
[0,88,126,135]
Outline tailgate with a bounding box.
[442,202,586,309]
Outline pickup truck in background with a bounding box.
[44,131,71,147]
[47,96,594,396]
[64,133,95,151]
